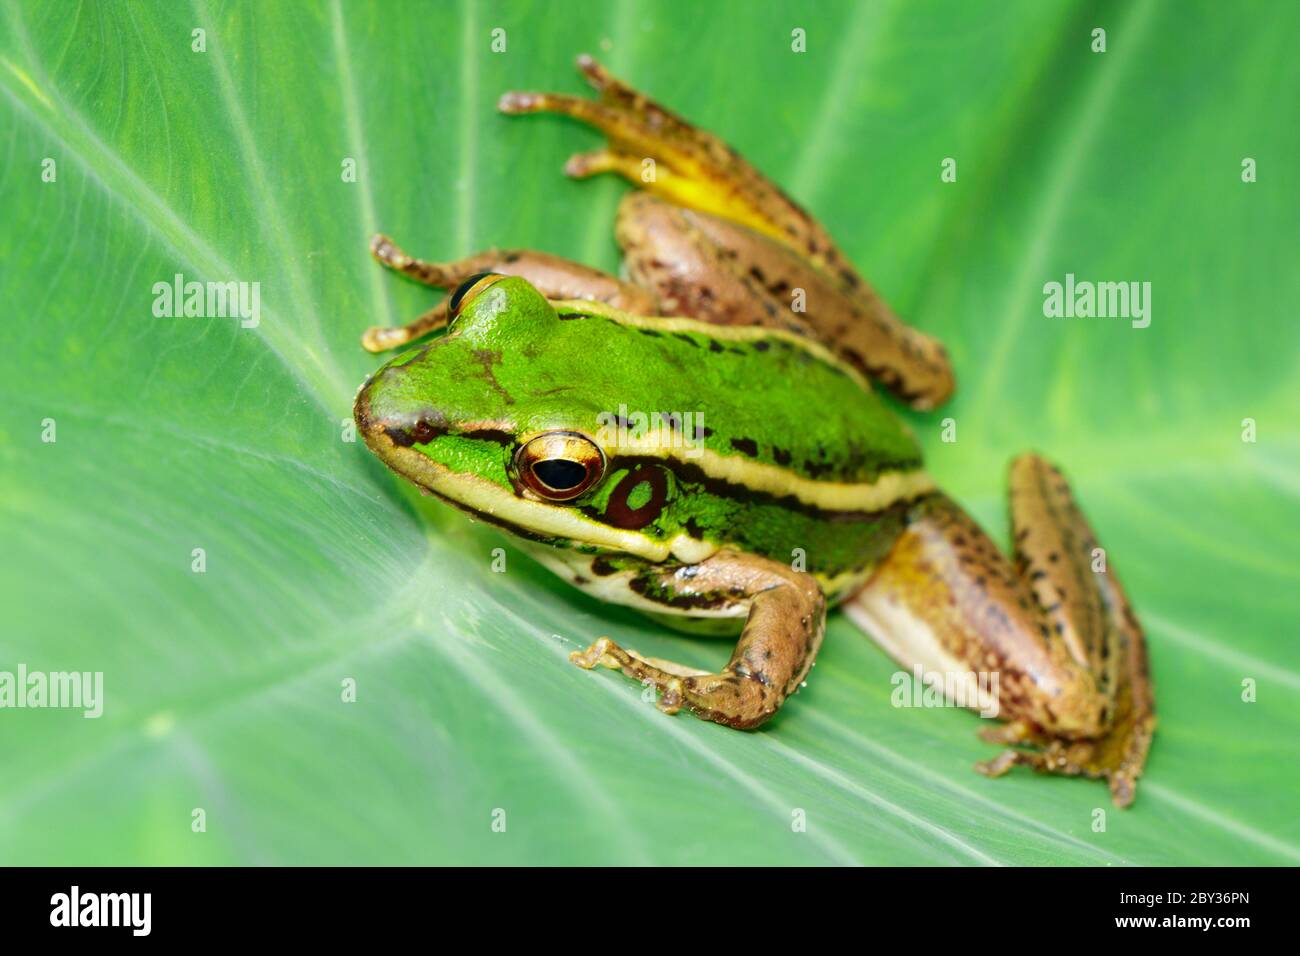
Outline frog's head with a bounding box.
[354,274,680,560]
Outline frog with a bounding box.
[352,56,1155,806]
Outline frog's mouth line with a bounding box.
[355,396,716,564]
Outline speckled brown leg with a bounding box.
[570,551,825,729]
[362,233,656,352]
[614,194,954,408]
[845,455,1155,806]
[499,56,954,409]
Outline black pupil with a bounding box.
[449,272,497,314]
[533,459,587,491]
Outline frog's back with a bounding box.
[544,306,923,484]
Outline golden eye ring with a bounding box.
[449,272,507,318]
[512,431,606,502]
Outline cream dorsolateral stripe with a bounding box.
[597,424,933,512]
[549,298,872,391]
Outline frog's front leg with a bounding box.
[361,234,657,352]
[570,551,825,729]
[845,455,1155,806]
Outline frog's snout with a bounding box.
[353,359,449,456]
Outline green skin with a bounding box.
[355,277,926,606]
[352,56,1155,803]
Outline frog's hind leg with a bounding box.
[844,456,1155,806]
[570,551,825,729]
[363,233,657,352]
[615,193,955,408]
[500,56,954,409]
[991,454,1156,806]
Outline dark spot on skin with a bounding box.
[557,311,588,319]
[773,447,791,466]
[591,557,620,577]
[702,427,715,438]
[386,418,443,447]
[754,340,770,352]
[708,339,725,353]
[638,328,664,338]
[502,252,521,264]
[451,427,514,447]
[673,333,700,347]
[730,437,759,457]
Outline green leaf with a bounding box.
[2,0,1297,865]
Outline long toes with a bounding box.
[569,637,615,670]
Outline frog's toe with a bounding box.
[569,637,622,671]
[974,750,1021,778]
[496,90,542,114]
[575,53,607,87]
[656,679,685,715]
[564,149,621,179]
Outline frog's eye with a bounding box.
[449,272,506,318]
[513,431,606,502]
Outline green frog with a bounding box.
[353,56,1155,806]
